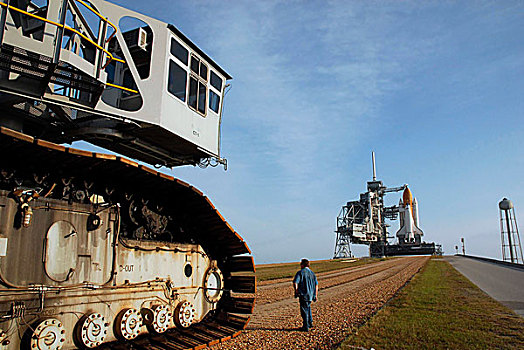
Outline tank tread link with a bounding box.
[0,126,255,350]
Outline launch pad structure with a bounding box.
[334,153,441,258]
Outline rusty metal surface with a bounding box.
[0,127,256,349]
[0,126,250,258]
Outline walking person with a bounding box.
[293,258,318,331]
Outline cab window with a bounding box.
[209,90,220,113]
[166,38,212,117]
[171,38,188,65]
[168,60,187,101]
[210,71,222,91]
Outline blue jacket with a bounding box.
[293,267,318,301]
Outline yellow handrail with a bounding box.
[0,1,124,65]
[106,82,138,94]
[0,1,139,94]
[74,0,118,43]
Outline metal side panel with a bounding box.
[0,192,115,286]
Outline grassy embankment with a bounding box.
[339,257,524,350]
[256,258,384,282]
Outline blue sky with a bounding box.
[106,0,524,263]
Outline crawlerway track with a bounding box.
[210,256,430,350]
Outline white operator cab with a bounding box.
[94,2,232,166]
[0,0,231,167]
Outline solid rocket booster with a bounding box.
[396,187,423,243]
[412,197,419,227]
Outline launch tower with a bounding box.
[334,153,440,258]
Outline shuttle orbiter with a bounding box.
[396,187,424,244]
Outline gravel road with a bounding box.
[212,256,429,350]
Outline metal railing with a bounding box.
[0,1,139,94]
[75,0,118,43]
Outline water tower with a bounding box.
[499,198,523,264]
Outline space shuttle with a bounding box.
[396,186,424,244]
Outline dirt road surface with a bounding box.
[212,256,429,350]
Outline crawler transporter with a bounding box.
[0,1,255,349]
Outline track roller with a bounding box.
[173,301,196,328]
[114,308,142,340]
[29,319,66,350]
[142,305,172,334]
[74,313,109,348]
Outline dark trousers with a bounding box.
[299,298,313,330]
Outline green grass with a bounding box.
[256,258,383,282]
[339,258,524,350]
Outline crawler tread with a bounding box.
[0,127,256,349]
